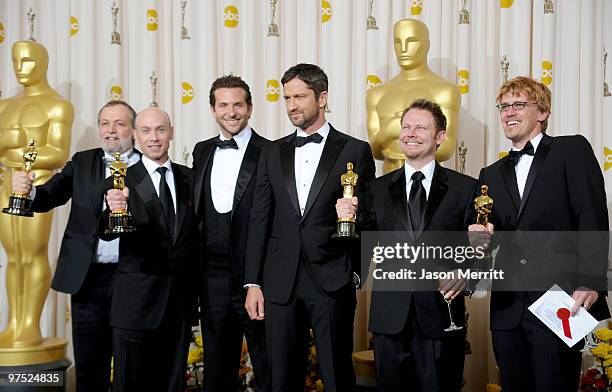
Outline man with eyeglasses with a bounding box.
[469,76,609,392]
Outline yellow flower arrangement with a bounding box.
[591,343,612,359]
[188,346,203,364]
[594,328,612,342]
[581,327,612,391]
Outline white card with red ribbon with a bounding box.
[528,284,599,347]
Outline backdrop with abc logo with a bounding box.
[0,1,611,390]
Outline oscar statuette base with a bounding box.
[332,220,359,239]
[2,194,33,217]
[105,210,136,234]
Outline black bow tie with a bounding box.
[294,133,323,147]
[215,138,239,150]
[508,141,534,164]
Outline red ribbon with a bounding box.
[557,308,572,339]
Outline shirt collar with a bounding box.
[511,132,543,153]
[218,126,252,150]
[404,159,436,182]
[141,154,172,176]
[104,148,138,165]
[296,121,330,139]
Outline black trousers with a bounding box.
[265,264,356,392]
[373,307,465,392]
[70,263,116,392]
[201,270,271,392]
[492,307,582,392]
[112,292,191,392]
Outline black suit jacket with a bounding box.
[193,130,268,293]
[32,148,117,294]
[244,126,375,303]
[103,160,198,330]
[365,164,478,337]
[478,134,610,329]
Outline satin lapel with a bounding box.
[518,134,552,220]
[301,128,346,222]
[232,134,262,218]
[172,163,189,243]
[500,157,521,213]
[131,161,166,237]
[422,164,448,234]
[193,141,216,216]
[280,135,301,216]
[92,149,106,214]
[388,169,410,234]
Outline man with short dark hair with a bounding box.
[193,75,271,392]
[244,63,375,391]
[11,100,139,392]
[360,99,477,392]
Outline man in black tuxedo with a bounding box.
[244,63,375,391]
[469,76,610,392]
[358,99,477,391]
[193,75,270,392]
[105,107,197,392]
[11,100,139,392]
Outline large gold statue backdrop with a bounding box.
[367,19,460,173]
[0,40,73,350]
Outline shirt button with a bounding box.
[519,259,527,265]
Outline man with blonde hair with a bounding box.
[469,76,609,391]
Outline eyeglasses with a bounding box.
[496,101,538,112]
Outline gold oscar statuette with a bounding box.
[474,185,493,226]
[3,138,37,217]
[366,19,461,173]
[105,152,136,234]
[333,162,359,239]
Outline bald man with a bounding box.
[105,108,198,392]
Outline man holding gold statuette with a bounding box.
[355,99,478,392]
[244,63,375,391]
[192,75,271,392]
[104,107,197,392]
[10,99,137,391]
[468,76,610,392]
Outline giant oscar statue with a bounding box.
[0,40,73,366]
[366,19,460,173]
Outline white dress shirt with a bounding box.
[404,159,436,202]
[294,122,330,215]
[512,132,543,199]
[210,127,252,213]
[97,149,140,263]
[141,155,177,211]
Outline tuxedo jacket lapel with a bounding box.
[131,161,167,239]
[193,142,216,215]
[92,149,106,214]
[422,164,448,232]
[172,163,190,243]
[388,169,410,234]
[500,157,521,214]
[518,134,551,220]
[280,135,301,217]
[301,128,346,221]
[232,133,263,217]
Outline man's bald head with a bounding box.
[134,107,174,165]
